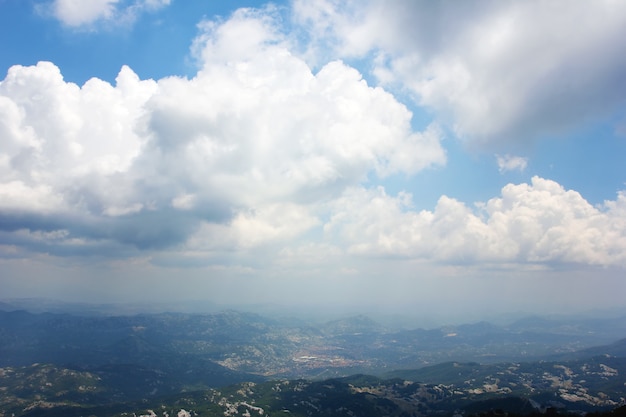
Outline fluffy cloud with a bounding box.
[325,177,626,267]
[0,10,444,258]
[0,62,156,213]
[2,4,624,274]
[47,0,171,27]
[293,0,626,145]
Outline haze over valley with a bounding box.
[1,303,626,416]
[1,0,626,415]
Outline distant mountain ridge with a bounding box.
[2,309,625,376]
[1,308,626,416]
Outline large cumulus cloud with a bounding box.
[0,9,444,258]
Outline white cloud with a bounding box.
[325,177,626,267]
[52,0,119,26]
[2,4,624,277]
[0,61,156,202]
[0,10,443,257]
[293,0,626,145]
[48,0,171,27]
[496,154,527,173]
[184,203,321,252]
[228,203,320,249]
[0,181,65,213]
[141,9,445,209]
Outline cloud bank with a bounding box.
[326,178,626,267]
[1,2,626,281]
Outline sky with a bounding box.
[1,0,626,321]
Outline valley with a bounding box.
[1,307,625,416]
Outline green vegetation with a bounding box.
[1,310,626,416]
[2,354,625,416]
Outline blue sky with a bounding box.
[1,0,625,321]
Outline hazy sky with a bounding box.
[1,0,625,319]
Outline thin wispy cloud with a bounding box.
[41,0,171,28]
[496,154,527,173]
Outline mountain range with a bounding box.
[1,304,625,416]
